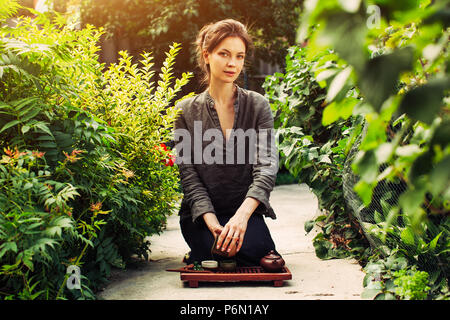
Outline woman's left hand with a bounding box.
[215,210,251,255]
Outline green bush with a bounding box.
[0,1,188,299]
[291,0,449,299]
[75,44,193,262]
[393,267,431,300]
[263,45,370,260]
[361,253,435,300]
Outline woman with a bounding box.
[174,19,279,266]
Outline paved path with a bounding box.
[98,184,366,300]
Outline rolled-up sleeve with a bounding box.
[174,104,216,223]
[245,98,279,216]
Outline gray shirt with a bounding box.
[173,84,278,223]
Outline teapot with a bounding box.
[260,250,285,272]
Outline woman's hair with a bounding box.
[195,19,254,87]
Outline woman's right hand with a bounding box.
[202,212,223,237]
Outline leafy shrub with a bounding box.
[73,44,193,262]
[393,268,431,300]
[0,4,124,297]
[361,252,436,300]
[0,149,76,299]
[263,45,370,260]
[361,253,409,300]
[0,1,189,299]
[292,0,449,299]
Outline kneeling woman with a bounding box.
[174,19,280,266]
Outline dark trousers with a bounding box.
[180,212,277,267]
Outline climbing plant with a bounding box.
[263,46,370,261]
[267,0,449,299]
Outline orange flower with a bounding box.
[63,149,84,163]
[4,147,14,157]
[4,147,26,159]
[32,150,45,158]
[90,202,102,212]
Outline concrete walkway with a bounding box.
[98,184,366,300]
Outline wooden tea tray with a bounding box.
[178,265,292,288]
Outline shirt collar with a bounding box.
[205,84,240,111]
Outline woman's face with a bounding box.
[204,36,246,84]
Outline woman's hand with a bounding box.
[215,209,251,255]
[216,197,260,255]
[202,212,223,237]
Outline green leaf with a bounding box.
[0,119,20,133]
[428,231,442,251]
[20,107,40,122]
[44,217,73,237]
[409,150,433,183]
[326,66,353,102]
[0,242,18,258]
[361,283,383,299]
[320,11,368,72]
[399,187,426,217]
[353,150,378,182]
[33,122,53,137]
[10,97,39,111]
[400,227,415,245]
[395,144,422,158]
[313,238,333,260]
[354,180,375,205]
[21,124,30,134]
[38,141,57,149]
[322,97,359,126]
[375,143,394,164]
[358,46,414,112]
[361,289,382,300]
[315,69,338,85]
[430,155,450,196]
[304,220,316,234]
[374,210,384,224]
[399,76,450,125]
[430,120,450,148]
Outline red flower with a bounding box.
[164,154,176,167]
[155,143,167,152]
[155,143,175,166]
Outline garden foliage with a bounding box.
[263,46,370,260]
[75,0,301,95]
[266,0,449,299]
[0,1,188,299]
[77,0,301,67]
